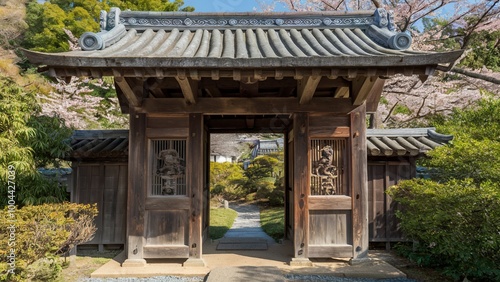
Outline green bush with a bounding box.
[0,203,98,281]
[210,162,248,200]
[387,179,500,281]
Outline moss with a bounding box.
[393,104,412,115]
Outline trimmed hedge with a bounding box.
[388,179,500,281]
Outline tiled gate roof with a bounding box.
[68,128,452,160]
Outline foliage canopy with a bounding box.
[0,76,72,207]
[389,97,500,280]
[23,0,194,52]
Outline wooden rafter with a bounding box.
[352,76,380,106]
[297,75,321,104]
[334,87,349,98]
[114,77,142,107]
[146,78,167,98]
[365,78,386,112]
[175,77,198,104]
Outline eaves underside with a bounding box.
[27,50,462,69]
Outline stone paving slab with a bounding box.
[216,242,268,250]
[218,237,268,243]
[206,266,285,282]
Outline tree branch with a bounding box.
[450,67,500,85]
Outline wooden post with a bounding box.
[184,113,206,267]
[290,112,312,266]
[123,108,147,267]
[350,103,369,261]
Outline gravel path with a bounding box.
[84,275,417,282]
[221,202,275,244]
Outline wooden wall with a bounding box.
[74,163,128,248]
[367,159,415,243]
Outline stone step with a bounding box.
[216,242,268,250]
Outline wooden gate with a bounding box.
[305,113,353,258]
[127,112,206,263]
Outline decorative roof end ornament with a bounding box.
[368,8,412,50]
[79,24,127,51]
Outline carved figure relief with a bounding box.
[156,149,185,195]
[312,145,338,195]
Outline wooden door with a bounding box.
[304,110,366,259]
[307,138,353,258]
[141,115,191,259]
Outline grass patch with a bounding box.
[56,249,121,282]
[209,207,238,240]
[260,207,284,242]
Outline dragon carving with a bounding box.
[312,145,338,195]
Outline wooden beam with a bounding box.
[350,103,368,260]
[297,76,321,104]
[146,78,167,98]
[187,114,204,260]
[240,81,259,97]
[334,87,349,98]
[352,76,379,106]
[126,108,146,262]
[175,77,198,104]
[114,82,130,113]
[140,97,356,115]
[365,78,386,112]
[293,112,309,259]
[114,77,142,107]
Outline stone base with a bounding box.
[289,258,313,267]
[122,259,147,267]
[183,258,207,267]
[349,257,375,266]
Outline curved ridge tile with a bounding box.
[343,28,386,55]
[182,29,204,57]
[256,28,278,58]
[301,29,332,56]
[290,29,318,56]
[92,29,137,56]
[137,30,167,56]
[333,29,371,56]
[194,30,211,57]
[150,28,180,56]
[208,29,222,58]
[222,29,235,58]
[278,29,306,57]
[353,28,406,55]
[322,29,358,56]
[311,29,343,56]
[167,30,192,57]
[235,29,249,58]
[246,29,262,58]
[114,29,156,56]
[268,29,293,57]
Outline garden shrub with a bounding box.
[210,162,247,200]
[0,202,98,281]
[387,179,500,281]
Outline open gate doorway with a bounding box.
[201,111,363,265]
[203,114,292,250]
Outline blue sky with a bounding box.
[183,0,286,12]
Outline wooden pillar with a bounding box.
[123,108,147,267]
[290,112,312,266]
[350,103,369,260]
[184,113,206,267]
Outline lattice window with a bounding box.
[310,139,347,196]
[151,140,187,196]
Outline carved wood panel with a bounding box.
[310,139,347,196]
